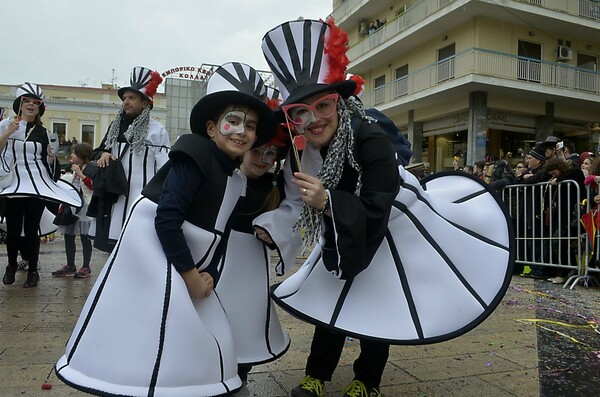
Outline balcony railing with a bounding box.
[348,0,457,61]
[346,0,599,62]
[515,0,600,20]
[359,48,600,108]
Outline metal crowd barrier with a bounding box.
[500,180,600,289]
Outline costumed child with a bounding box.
[215,88,291,389]
[55,62,276,397]
[51,143,95,278]
[255,18,514,397]
[0,82,82,288]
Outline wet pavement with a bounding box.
[0,235,599,396]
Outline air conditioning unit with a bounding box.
[556,45,573,61]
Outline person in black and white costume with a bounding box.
[91,66,171,253]
[55,62,276,397]
[255,19,514,397]
[0,83,82,288]
[215,86,291,391]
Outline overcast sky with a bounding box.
[0,0,332,88]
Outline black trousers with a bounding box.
[5,197,46,272]
[65,233,93,268]
[305,326,389,389]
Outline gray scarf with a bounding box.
[104,105,152,154]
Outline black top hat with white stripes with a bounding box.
[189,62,276,148]
[261,19,358,107]
[13,82,45,116]
[118,66,163,108]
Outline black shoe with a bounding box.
[290,375,324,397]
[2,265,17,285]
[23,271,40,288]
[525,271,551,280]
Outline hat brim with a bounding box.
[13,95,45,117]
[189,91,276,148]
[117,87,154,109]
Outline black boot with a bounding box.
[3,265,17,285]
[23,271,40,288]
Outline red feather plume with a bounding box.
[323,17,350,84]
[265,97,281,110]
[349,74,365,96]
[144,70,163,99]
[270,125,291,148]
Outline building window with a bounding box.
[394,64,409,97]
[577,52,598,92]
[53,123,66,145]
[52,123,70,162]
[374,75,386,105]
[82,124,95,146]
[437,44,455,83]
[517,40,541,83]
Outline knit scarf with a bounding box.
[104,105,152,154]
[293,96,370,248]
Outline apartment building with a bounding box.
[333,0,600,171]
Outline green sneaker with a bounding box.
[290,375,324,397]
[342,379,382,397]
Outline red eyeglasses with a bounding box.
[281,93,339,126]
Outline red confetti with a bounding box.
[293,135,307,150]
[41,383,53,390]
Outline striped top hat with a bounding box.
[261,18,364,107]
[264,85,281,103]
[189,62,276,148]
[117,66,163,107]
[13,82,45,116]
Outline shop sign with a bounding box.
[487,110,509,125]
[452,112,468,125]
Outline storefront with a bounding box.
[421,109,538,172]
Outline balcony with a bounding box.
[345,0,599,65]
[360,48,600,108]
[516,0,600,20]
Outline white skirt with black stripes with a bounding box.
[272,166,514,344]
[55,197,241,397]
[216,229,290,365]
[0,139,82,208]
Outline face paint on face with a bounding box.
[258,145,278,165]
[219,110,251,136]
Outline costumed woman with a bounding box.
[215,86,291,389]
[55,62,276,397]
[255,19,514,397]
[0,83,82,288]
